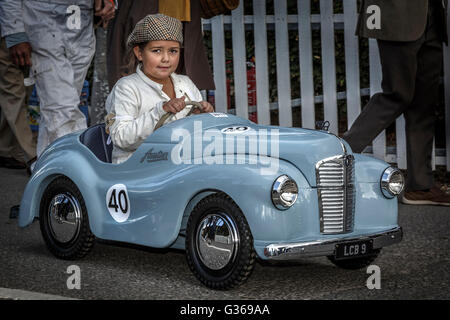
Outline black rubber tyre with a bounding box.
[327,249,381,270]
[186,193,256,290]
[39,176,95,260]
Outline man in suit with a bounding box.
[343,0,450,206]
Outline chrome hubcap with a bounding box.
[196,213,239,270]
[48,193,81,243]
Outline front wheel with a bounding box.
[327,249,381,270]
[39,176,95,260]
[185,193,256,290]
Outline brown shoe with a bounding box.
[401,186,450,206]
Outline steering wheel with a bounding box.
[154,101,204,131]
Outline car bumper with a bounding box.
[263,227,402,260]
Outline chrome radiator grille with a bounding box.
[316,155,355,234]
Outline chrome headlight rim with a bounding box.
[381,167,405,198]
[271,175,298,210]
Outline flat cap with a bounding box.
[127,14,183,48]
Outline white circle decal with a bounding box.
[106,184,130,222]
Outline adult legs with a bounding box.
[180,0,215,90]
[343,39,422,153]
[403,23,443,191]
[23,2,93,156]
[67,9,96,97]
[0,38,36,163]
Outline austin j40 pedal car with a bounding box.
[18,104,404,290]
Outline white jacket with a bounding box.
[106,66,203,164]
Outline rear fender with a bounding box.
[18,154,102,236]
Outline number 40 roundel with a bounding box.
[106,184,130,222]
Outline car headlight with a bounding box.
[380,167,405,198]
[271,175,298,210]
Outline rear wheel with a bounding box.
[327,249,381,270]
[186,193,256,290]
[39,176,95,260]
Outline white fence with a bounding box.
[201,0,450,171]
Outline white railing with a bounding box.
[202,0,450,171]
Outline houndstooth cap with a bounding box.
[127,14,183,48]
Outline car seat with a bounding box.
[79,123,113,163]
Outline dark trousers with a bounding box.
[343,9,444,192]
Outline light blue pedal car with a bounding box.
[18,108,404,290]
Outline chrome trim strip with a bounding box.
[327,132,347,154]
[263,227,402,260]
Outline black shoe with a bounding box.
[10,205,20,219]
[0,156,26,169]
[26,156,37,176]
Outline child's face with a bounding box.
[134,40,181,83]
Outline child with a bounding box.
[105,14,214,164]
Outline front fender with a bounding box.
[171,157,313,246]
[354,153,391,183]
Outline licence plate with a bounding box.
[335,240,373,260]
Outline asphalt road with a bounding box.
[0,167,449,300]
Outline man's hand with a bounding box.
[9,42,32,67]
[94,0,115,26]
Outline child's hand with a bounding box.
[163,96,186,114]
[201,101,214,113]
[192,101,214,114]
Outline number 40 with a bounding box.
[108,189,128,214]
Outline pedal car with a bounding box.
[18,104,404,290]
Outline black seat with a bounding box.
[79,123,113,163]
